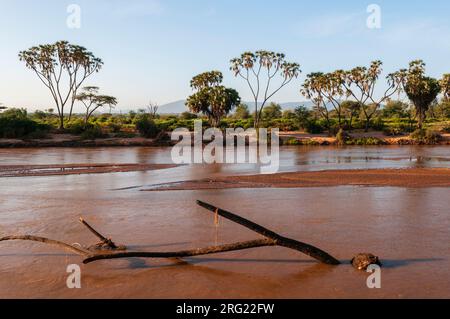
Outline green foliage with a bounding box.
[382,100,408,118]
[19,41,103,129]
[402,61,441,128]
[230,50,300,127]
[432,101,450,119]
[284,138,302,145]
[294,105,312,129]
[233,103,250,119]
[135,114,161,138]
[347,137,386,146]
[371,117,385,131]
[282,110,296,119]
[80,125,105,140]
[180,112,198,120]
[0,108,49,139]
[262,103,282,120]
[186,71,241,126]
[66,119,88,135]
[305,120,325,134]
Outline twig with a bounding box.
[79,217,118,249]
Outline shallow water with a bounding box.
[0,146,449,298]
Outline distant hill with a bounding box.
[158,100,188,114]
[158,100,313,114]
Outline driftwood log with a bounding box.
[0,201,341,266]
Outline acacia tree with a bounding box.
[440,74,450,102]
[186,71,240,127]
[19,41,103,129]
[397,60,441,129]
[75,86,117,125]
[301,72,331,131]
[321,71,348,127]
[230,51,300,128]
[342,61,403,132]
[301,71,348,131]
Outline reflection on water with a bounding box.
[1,145,450,172]
[0,146,449,298]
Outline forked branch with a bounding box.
[0,202,340,266]
[83,201,340,265]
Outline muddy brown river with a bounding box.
[0,146,449,298]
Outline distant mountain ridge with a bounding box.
[158,100,314,114]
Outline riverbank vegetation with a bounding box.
[1,41,449,145]
[1,100,449,145]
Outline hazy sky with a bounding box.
[1,0,449,112]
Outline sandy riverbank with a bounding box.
[0,163,179,177]
[143,168,450,191]
[0,134,174,148]
[1,131,450,148]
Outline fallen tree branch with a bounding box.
[1,202,341,267]
[83,239,275,264]
[0,235,90,256]
[83,201,340,265]
[196,200,340,265]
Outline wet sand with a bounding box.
[0,163,179,178]
[143,168,450,191]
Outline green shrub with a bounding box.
[284,138,301,145]
[135,114,161,138]
[180,112,198,120]
[371,117,385,131]
[0,108,48,138]
[349,137,386,145]
[410,129,442,144]
[301,139,320,146]
[107,122,122,133]
[66,119,88,135]
[425,130,443,144]
[80,125,105,140]
[305,121,325,134]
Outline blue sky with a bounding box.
[0,0,449,112]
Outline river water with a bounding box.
[0,146,449,298]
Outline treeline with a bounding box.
[1,98,449,141]
[1,41,449,142]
